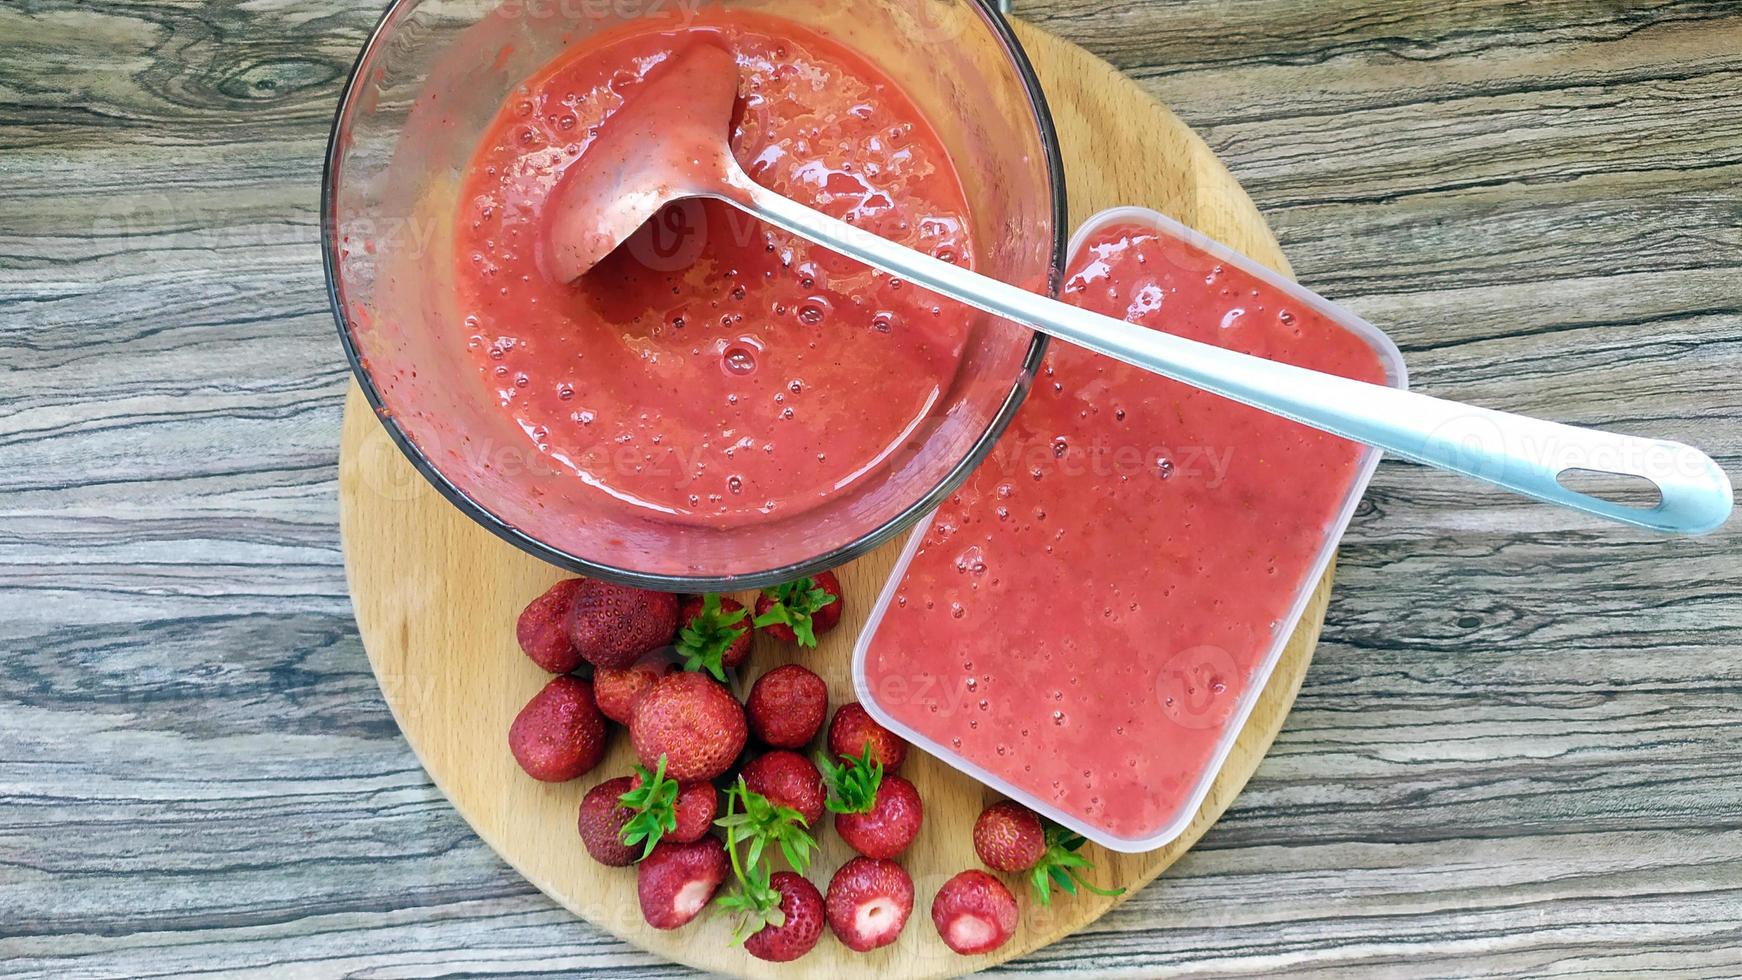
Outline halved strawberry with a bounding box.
[675,593,751,681]
[826,857,913,952]
[753,571,842,647]
[637,836,729,930]
[819,745,923,859]
[931,869,1018,955]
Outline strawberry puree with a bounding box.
[862,223,1390,842]
[454,15,977,526]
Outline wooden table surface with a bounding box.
[3,1,1738,976]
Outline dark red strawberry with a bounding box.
[741,871,824,962]
[516,579,586,673]
[593,655,666,725]
[637,836,729,930]
[828,703,907,772]
[820,746,923,859]
[974,801,1124,904]
[629,671,747,782]
[931,869,1018,955]
[741,750,826,826]
[826,857,913,952]
[747,664,828,748]
[576,776,638,867]
[973,800,1046,872]
[753,571,842,647]
[566,579,679,669]
[508,676,607,782]
[675,594,752,680]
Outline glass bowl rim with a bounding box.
[320,0,1066,591]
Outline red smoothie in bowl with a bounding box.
[326,1,1062,585]
[454,15,979,526]
[855,210,1405,849]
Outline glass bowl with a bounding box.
[323,0,1065,589]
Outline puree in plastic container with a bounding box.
[453,13,979,527]
[854,207,1406,851]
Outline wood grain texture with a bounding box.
[1,0,1738,977]
[337,21,1329,977]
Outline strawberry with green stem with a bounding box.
[717,836,824,960]
[715,778,825,957]
[974,799,1124,905]
[818,743,923,859]
[618,755,714,859]
[675,594,750,681]
[753,572,842,648]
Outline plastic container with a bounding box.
[852,205,1408,852]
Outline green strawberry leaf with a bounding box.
[1026,823,1126,905]
[752,577,837,648]
[716,779,811,944]
[717,808,785,945]
[715,776,819,876]
[817,742,882,815]
[675,593,748,682]
[617,756,680,860]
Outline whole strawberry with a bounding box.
[668,782,718,842]
[828,703,907,772]
[675,594,751,680]
[931,869,1018,955]
[747,664,828,748]
[577,776,639,867]
[516,579,586,673]
[508,676,607,782]
[637,836,729,930]
[594,656,666,725]
[741,871,824,962]
[741,750,826,826]
[820,746,923,859]
[753,571,842,647]
[973,800,1045,872]
[567,579,679,669]
[630,671,746,781]
[973,801,1124,904]
[825,857,913,952]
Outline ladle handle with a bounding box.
[735,185,1734,535]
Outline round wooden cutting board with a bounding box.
[340,21,1328,979]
